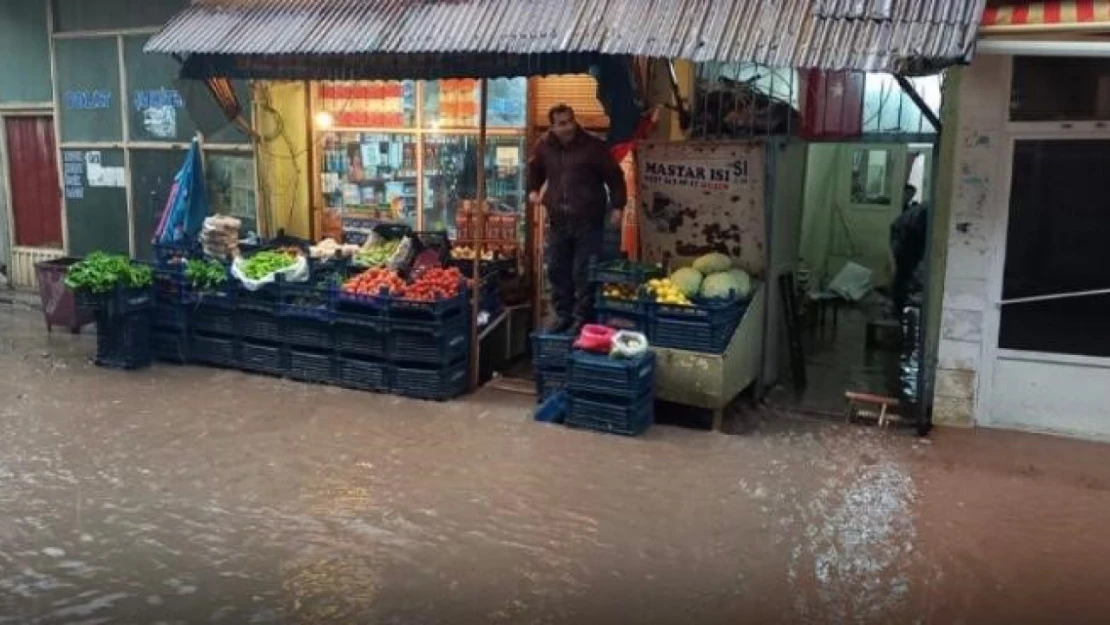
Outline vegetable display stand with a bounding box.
[387,290,468,324]
[151,328,189,364]
[337,356,392,393]
[566,392,654,437]
[567,351,655,400]
[240,342,287,377]
[650,284,766,432]
[394,358,468,401]
[94,311,152,370]
[189,333,237,368]
[288,349,336,384]
[647,297,747,354]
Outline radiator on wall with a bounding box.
[10,246,63,289]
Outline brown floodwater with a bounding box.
[2,302,1110,624]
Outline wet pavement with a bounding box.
[3,302,1110,624]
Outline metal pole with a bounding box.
[469,78,488,391]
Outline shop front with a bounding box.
[931,6,1110,440]
[121,0,986,433]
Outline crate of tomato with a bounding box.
[391,266,469,321]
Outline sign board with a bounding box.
[636,141,766,276]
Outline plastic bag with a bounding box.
[231,254,309,291]
[610,330,649,359]
[827,261,873,302]
[573,324,617,354]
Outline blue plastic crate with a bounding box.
[152,299,188,332]
[650,315,741,354]
[595,299,647,332]
[278,280,335,321]
[94,311,152,370]
[236,284,280,313]
[567,351,655,399]
[151,329,189,364]
[240,341,286,376]
[531,332,574,369]
[337,356,392,392]
[236,310,282,344]
[190,304,236,336]
[587,258,664,285]
[566,392,654,436]
[535,368,567,402]
[648,296,746,323]
[393,359,468,401]
[189,333,237,368]
[288,349,335,383]
[283,317,333,350]
[388,317,469,365]
[333,287,390,318]
[106,286,155,318]
[388,289,469,323]
[334,317,386,359]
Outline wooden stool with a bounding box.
[844,391,901,427]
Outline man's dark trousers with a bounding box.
[547,221,603,326]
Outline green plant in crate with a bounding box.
[64,252,153,293]
[184,259,228,291]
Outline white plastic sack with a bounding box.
[827,261,873,302]
[610,330,650,359]
[231,254,309,291]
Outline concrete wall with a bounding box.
[931,55,1012,426]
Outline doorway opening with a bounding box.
[771,141,933,418]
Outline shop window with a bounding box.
[862,73,941,134]
[0,0,52,104]
[319,131,419,225]
[52,0,185,33]
[55,37,122,143]
[423,135,525,236]
[423,79,481,129]
[849,149,892,205]
[124,36,251,144]
[63,148,129,256]
[999,140,1110,357]
[206,153,257,235]
[1011,57,1110,122]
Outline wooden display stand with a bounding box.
[651,284,766,431]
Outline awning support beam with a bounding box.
[894,74,942,134]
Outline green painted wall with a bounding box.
[0,0,52,103]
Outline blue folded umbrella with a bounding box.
[156,139,209,245]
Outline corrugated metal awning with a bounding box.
[145,0,987,78]
[981,1,1110,33]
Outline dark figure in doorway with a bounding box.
[528,104,627,334]
[890,184,928,317]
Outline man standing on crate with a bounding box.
[528,104,628,334]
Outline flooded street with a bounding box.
[3,303,1110,624]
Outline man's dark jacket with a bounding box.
[527,129,627,227]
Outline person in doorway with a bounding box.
[528,104,627,334]
[890,184,928,317]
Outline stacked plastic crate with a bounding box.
[531,333,573,404]
[88,287,155,370]
[566,350,655,436]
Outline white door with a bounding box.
[980,135,1110,440]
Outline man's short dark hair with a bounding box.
[548,104,575,124]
